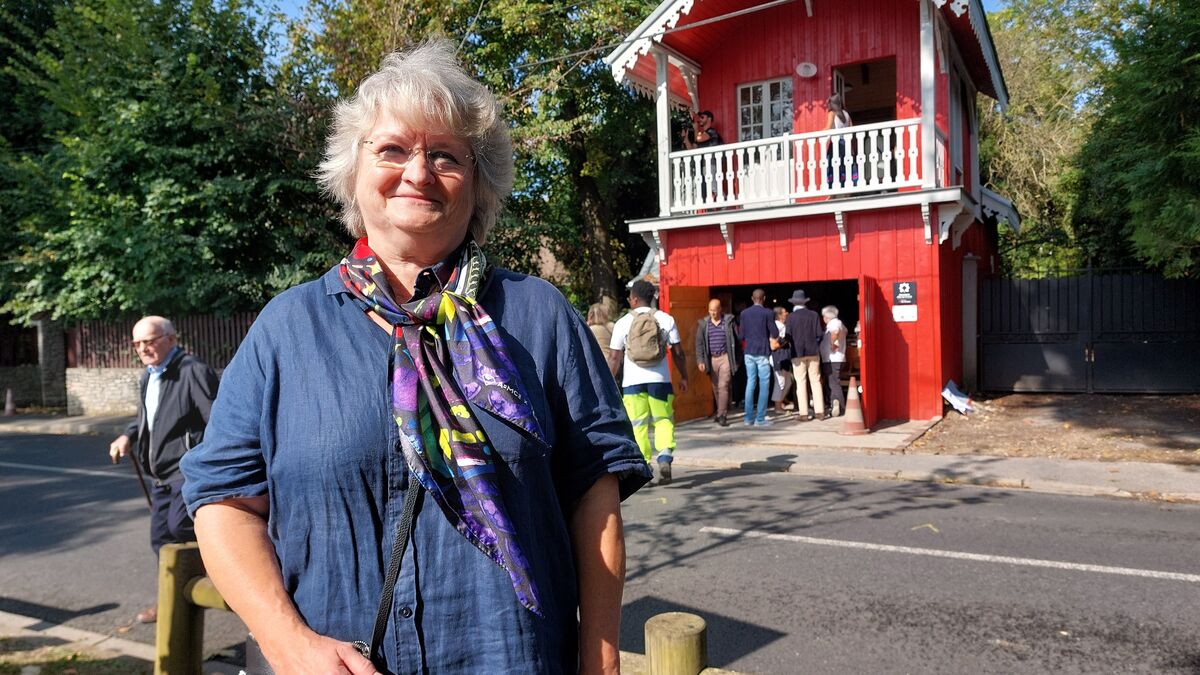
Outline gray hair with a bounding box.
[135,315,176,336]
[317,40,514,243]
[821,305,839,319]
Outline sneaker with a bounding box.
[754,419,772,427]
[657,459,672,485]
[743,419,754,426]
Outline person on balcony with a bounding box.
[681,110,722,149]
[824,94,858,188]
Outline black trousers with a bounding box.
[150,479,196,557]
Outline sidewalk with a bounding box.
[671,412,1200,503]
[4,411,1198,503]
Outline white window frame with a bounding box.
[737,77,794,142]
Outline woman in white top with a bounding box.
[819,305,848,417]
[824,94,857,188]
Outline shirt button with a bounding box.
[399,606,413,619]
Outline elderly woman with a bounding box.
[181,41,649,675]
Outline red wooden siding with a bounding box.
[660,206,945,421]
[683,0,922,139]
[936,220,999,389]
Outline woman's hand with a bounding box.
[260,630,380,675]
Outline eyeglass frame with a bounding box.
[130,333,173,349]
[360,139,475,176]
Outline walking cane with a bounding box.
[125,451,154,511]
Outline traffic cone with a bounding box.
[3,388,15,417]
[839,376,867,435]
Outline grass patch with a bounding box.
[0,637,151,674]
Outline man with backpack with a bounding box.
[608,280,689,485]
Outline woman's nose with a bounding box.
[401,152,435,186]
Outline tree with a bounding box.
[977,0,1130,275]
[0,0,347,323]
[311,0,657,306]
[1071,0,1200,277]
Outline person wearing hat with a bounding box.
[784,290,825,420]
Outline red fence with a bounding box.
[0,318,39,367]
[67,313,258,369]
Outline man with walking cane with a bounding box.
[107,316,218,624]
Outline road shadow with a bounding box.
[627,467,1006,586]
[621,595,787,667]
[0,597,119,626]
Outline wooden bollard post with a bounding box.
[156,542,206,675]
[645,612,707,675]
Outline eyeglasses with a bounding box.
[362,140,474,176]
[131,334,170,348]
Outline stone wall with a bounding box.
[67,368,142,416]
[0,365,43,406]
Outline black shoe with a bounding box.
[718,415,729,427]
[821,412,832,420]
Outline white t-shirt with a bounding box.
[610,307,681,386]
[820,318,847,363]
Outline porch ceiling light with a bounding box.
[795,62,817,78]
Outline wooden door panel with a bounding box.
[666,286,713,422]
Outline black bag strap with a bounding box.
[355,480,422,666]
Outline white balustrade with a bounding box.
[668,118,925,214]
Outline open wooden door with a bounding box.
[857,275,882,429]
[665,285,713,422]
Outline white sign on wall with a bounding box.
[892,305,918,322]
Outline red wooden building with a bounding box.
[606,0,1019,426]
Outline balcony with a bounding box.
[668,118,929,214]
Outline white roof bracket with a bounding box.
[719,222,734,259]
[835,211,848,251]
[652,230,666,266]
[922,202,933,245]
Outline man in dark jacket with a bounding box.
[108,316,218,622]
[695,299,739,426]
[784,290,825,420]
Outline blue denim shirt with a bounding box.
[181,265,650,674]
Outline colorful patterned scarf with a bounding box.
[339,237,545,616]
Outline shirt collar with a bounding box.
[147,346,180,375]
[325,239,468,299]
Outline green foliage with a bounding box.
[311,0,657,305]
[0,0,347,323]
[1072,0,1200,277]
[977,0,1130,276]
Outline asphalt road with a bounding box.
[3,432,1200,673]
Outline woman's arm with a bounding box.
[570,474,626,675]
[825,110,835,130]
[194,498,380,675]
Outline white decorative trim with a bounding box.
[936,202,966,244]
[652,230,666,265]
[980,186,1021,234]
[677,63,701,111]
[921,203,932,245]
[804,0,813,17]
[719,222,734,258]
[628,187,971,233]
[834,211,848,251]
[606,0,696,83]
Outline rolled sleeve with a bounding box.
[549,303,650,506]
[180,321,271,516]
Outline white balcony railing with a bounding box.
[669,118,924,214]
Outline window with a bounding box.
[738,78,793,141]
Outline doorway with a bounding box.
[832,57,897,126]
[684,279,860,421]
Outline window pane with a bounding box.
[751,86,762,104]
[740,106,752,127]
[740,87,751,106]
[752,107,762,124]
